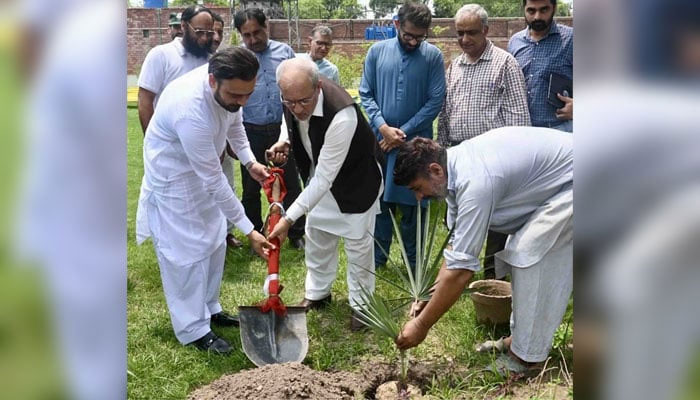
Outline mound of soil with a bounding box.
[188,358,462,400]
[188,362,367,400]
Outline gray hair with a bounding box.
[310,25,333,37]
[455,4,489,27]
[276,58,320,88]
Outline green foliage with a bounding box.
[430,25,448,37]
[354,203,453,384]
[228,29,240,46]
[432,0,459,19]
[296,0,363,19]
[355,287,401,339]
[170,0,230,7]
[369,0,398,19]
[298,0,326,19]
[555,1,572,16]
[326,52,365,89]
[432,0,571,18]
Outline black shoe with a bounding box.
[350,311,369,332]
[191,331,231,355]
[289,237,305,250]
[226,233,243,249]
[297,294,332,312]
[211,311,240,327]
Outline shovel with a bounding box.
[239,167,308,367]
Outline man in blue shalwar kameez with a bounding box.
[359,2,446,268]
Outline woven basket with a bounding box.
[469,280,512,326]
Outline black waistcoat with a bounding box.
[283,78,383,214]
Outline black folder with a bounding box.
[547,73,573,108]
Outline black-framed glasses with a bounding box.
[186,22,215,38]
[312,40,333,48]
[280,94,315,108]
[401,31,428,43]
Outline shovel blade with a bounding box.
[238,306,308,367]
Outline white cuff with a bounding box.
[443,248,481,271]
[236,148,256,168]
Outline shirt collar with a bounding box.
[312,89,324,118]
[458,40,494,65]
[307,53,324,65]
[446,150,456,192]
[173,37,187,57]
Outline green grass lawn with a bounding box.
[126,107,572,399]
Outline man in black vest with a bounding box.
[266,58,383,331]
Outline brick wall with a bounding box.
[127,7,572,75]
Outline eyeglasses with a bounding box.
[401,31,428,43]
[280,94,316,108]
[186,22,215,38]
[313,40,332,48]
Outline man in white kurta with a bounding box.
[266,58,383,331]
[136,47,272,353]
[394,127,572,376]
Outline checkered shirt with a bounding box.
[508,22,574,127]
[437,41,531,147]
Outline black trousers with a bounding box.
[240,122,305,239]
[483,230,508,279]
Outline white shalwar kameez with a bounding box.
[136,65,257,344]
[280,91,382,311]
[443,127,573,363]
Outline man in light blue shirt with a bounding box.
[508,0,573,132]
[360,2,446,269]
[234,8,306,249]
[297,25,340,85]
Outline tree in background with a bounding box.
[369,0,398,19]
[170,0,230,6]
[295,0,362,19]
[432,0,571,18]
[298,0,326,19]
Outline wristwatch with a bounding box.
[283,215,294,225]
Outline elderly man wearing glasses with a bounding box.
[266,58,384,332]
[359,1,445,272]
[137,5,214,135]
[297,25,340,85]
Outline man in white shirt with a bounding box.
[136,47,274,354]
[137,5,214,134]
[393,129,572,377]
[266,58,383,331]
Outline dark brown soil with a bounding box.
[187,359,453,400]
[187,362,365,400]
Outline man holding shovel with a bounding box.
[136,47,274,355]
[266,58,384,331]
[393,128,572,376]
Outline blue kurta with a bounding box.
[359,37,446,205]
[242,40,296,125]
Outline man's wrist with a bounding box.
[244,161,255,170]
[283,215,294,225]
